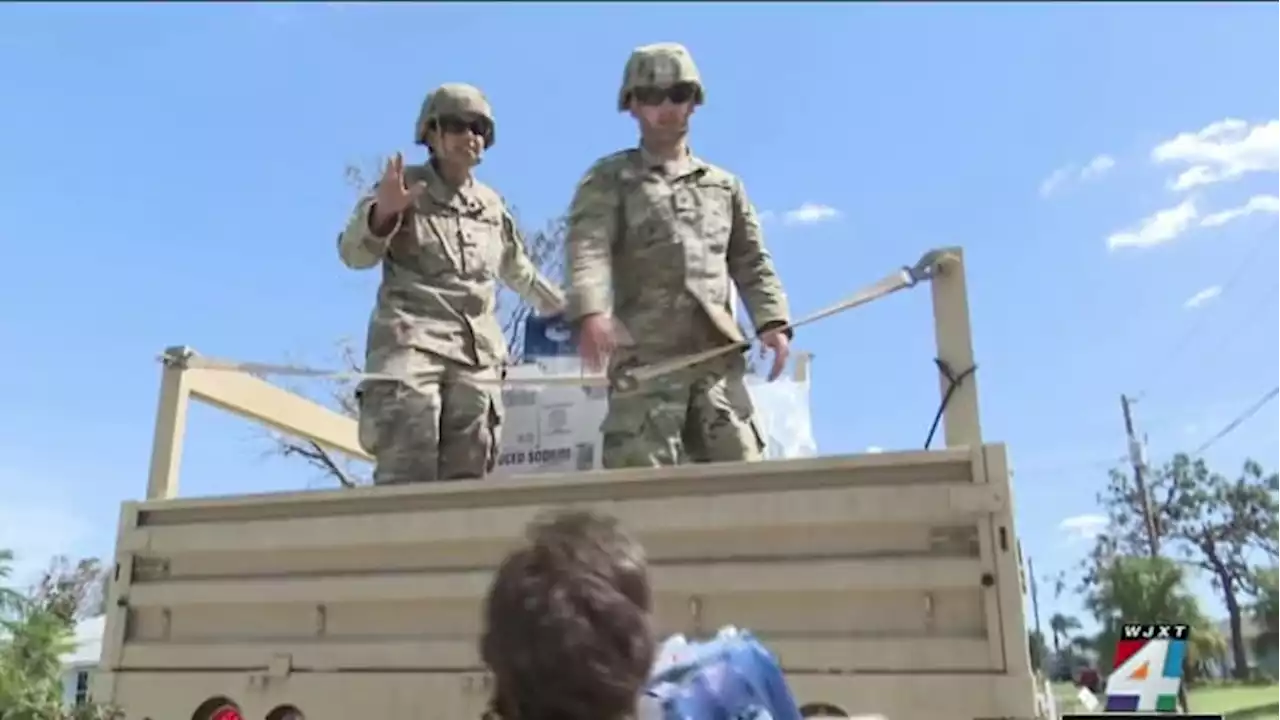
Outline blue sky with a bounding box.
[1,3,1276,632]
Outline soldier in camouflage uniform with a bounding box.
[338,83,565,485]
[564,43,793,469]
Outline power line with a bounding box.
[1108,385,1278,478]
[1127,243,1277,459]
[1161,279,1279,407]
[1016,384,1278,480]
[1136,232,1276,402]
[1190,385,1280,456]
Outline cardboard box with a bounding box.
[496,358,607,476]
[495,354,817,476]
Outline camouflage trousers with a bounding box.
[601,352,765,469]
[355,350,504,485]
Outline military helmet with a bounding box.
[415,83,496,149]
[617,42,705,112]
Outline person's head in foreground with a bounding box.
[481,509,656,720]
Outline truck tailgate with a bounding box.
[98,445,1034,720]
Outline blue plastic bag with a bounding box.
[643,627,804,720]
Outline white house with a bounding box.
[60,616,105,708]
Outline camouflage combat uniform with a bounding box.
[338,83,564,485]
[564,43,792,469]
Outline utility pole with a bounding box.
[1121,395,1186,712]
[1029,550,1039,625]
[1120,394,1160,557]
[1028,555,1044,671]
[1028,556,1043,634]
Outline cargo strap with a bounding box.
[170,248,958,392]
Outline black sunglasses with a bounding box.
[631,83,698,107]
[433,115,491,138]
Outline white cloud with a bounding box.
[865,445,884,454]
[1059,513,1107,544]
[1106,199,1198,251]
[1200,194,1280,228]
[1183,285,1222,309]
[782,202,840,226]
[1152,118,1279,191]
[1039,154,1116,197]
[756,210,775,223]
[1039,166,1074,198]
[1080,154,1116,180]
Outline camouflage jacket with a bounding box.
[564,147,790,359]
[338,162,564,373]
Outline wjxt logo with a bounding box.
[1120,623,1190,640]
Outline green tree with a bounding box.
[1093,454,1279,680]
[0,606,74,717]
[1085,555,1224,693]
[1250,566,1278,666]
[0,550,120,720]
[1187,625,1229,683]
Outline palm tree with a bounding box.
[0,608,77,714]
[1086,556,1211,662]
[1049,613,1081,655]
[1085,555,1216,710]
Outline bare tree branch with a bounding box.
[499,210,565,358]
[27,555,110,623]
[260,336,370,488]
[278,439,359,489]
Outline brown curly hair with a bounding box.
[480,509,656,720]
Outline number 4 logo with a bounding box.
[1104,639,1184,712]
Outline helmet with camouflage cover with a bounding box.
[617,42,705,112]
[414,83,496,149]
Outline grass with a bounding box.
[1051,681,1280,715]
[1190,684,1280,714]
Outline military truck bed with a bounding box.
[96,444,1036,720]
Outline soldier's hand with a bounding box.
[759,328,791,382]
[578,313,617,373]
[370,153,416,230]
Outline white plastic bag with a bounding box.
[746,353,818,460]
